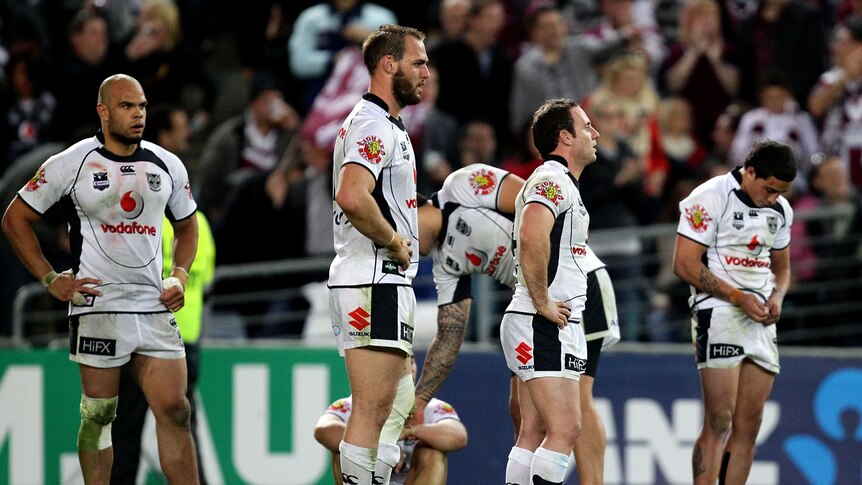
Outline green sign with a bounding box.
[0,346,350,485]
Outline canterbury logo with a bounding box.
[515,342,533,364]
[120,165,136,174]
[342,473,359,485]
[348,307,370,331]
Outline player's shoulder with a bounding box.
[48,136,101,164]
[325,396,353,413]
[427,397,459,417]
[685,170,735,203]
[140,141,184,168]
[441,163,508,204]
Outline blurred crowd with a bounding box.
[0,0,860,344]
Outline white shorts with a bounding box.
[329,285,416,356]
[500,312,587,381]
[69,312,185,368]
[691,305,780,374]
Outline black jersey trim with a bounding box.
[362,93,406,131]
[60,194,83,274]
[505,310,540,316]
[70,310,172,316]
[495,172,512,210]
[439,202,459,246]
[533,313,562,372]
[524,199,557,217]
[371,168,398,247]
[545,155,568,169]
[15,195,45,216]
[166,208,197,224]
[327,283,413,289]
[676,232,711,248]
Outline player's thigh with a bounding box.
[79,364,122,398]
[526,376,580,429]
[733,359,775,425]
[699,366,741,414]
[344,346,409,407]
[130,354,189,414]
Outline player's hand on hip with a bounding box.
[538,300,571,329]
[47,271,101,305]
[387,234,412,271]
[159,277,185,312]
[762,300,782,326]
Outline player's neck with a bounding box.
[368,82,401,118]
[102,136,139,157]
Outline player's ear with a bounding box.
[382,55,397,75]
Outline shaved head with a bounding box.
[97,74,143,106]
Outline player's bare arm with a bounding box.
[520,203,570,328]
[335,163,412,269]
[764,247,791,325]
[160,214,199,311]
[314,414,347,453]
[673,235,769,322]
[413,298,471,419]
[1,197,102,302]
[496,174,527,214]
[402,419,468,453]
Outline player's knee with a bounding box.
[412,444,446,471]
[157,396,192,429]
[707,408,734,435]
[78,394,118,451]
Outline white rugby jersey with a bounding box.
[17,134,196,316]
[330,93,419,286]
[506,157,590,318]
[324,395,460,485]
[431,164,517,305]
[677,168,793,310]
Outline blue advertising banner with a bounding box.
[0,345,858,484]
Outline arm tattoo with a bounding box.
[693,444,706,478]
[697,266,722,296]
[414,299,471,404]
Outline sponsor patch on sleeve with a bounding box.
[468,168,497,195]
[534,181,564,206]
[685,204,712,233]
[357,135,386,164]
[24,166,47,191]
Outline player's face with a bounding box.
[570,106,599,163]
[392,36,430,108]
[101,81,147,146]
[742,167,791,207]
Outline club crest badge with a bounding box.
[733,211,744,230]
[767,216,778,234]
[685,204,712,233]
[534,181,564,206]
[24,167,47,191]
[468,168,497,195]
[357,135,385,164]
[147,173,161,191]
[93,171,109,191]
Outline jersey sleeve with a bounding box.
[773,200,793,250]
[323,397,352,422]
[16,155,75,214]
[165,154,197,222]
[341,116,397,179]
[441,164,510,210]
[424,398,461,423]
[522,173,572,217]
[677,186,722,246]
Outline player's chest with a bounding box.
[74,161,170,217]
[718,206,781,249]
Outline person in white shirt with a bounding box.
[314,357,467,485]
[328,24,429,485]
[500,98,600,485]
[673,140,795,484]
[1,74,200,483]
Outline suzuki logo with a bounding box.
[515,342,533,365]
[348,307,370,331]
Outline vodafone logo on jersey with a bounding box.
[101,221,157,236]
[486,246,507,275]
[723,255,771,268]
[119,191,144,219]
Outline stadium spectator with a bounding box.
[729,70,819,191]
[662,0,740,148]
[509,5,600,136]
[424,0,471,51]
[579,0,667,76]
[737,0,828,105]
[431,0,513,146]
[288,0,397,112]
[196,70,299,222]
[1,44,56,168]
